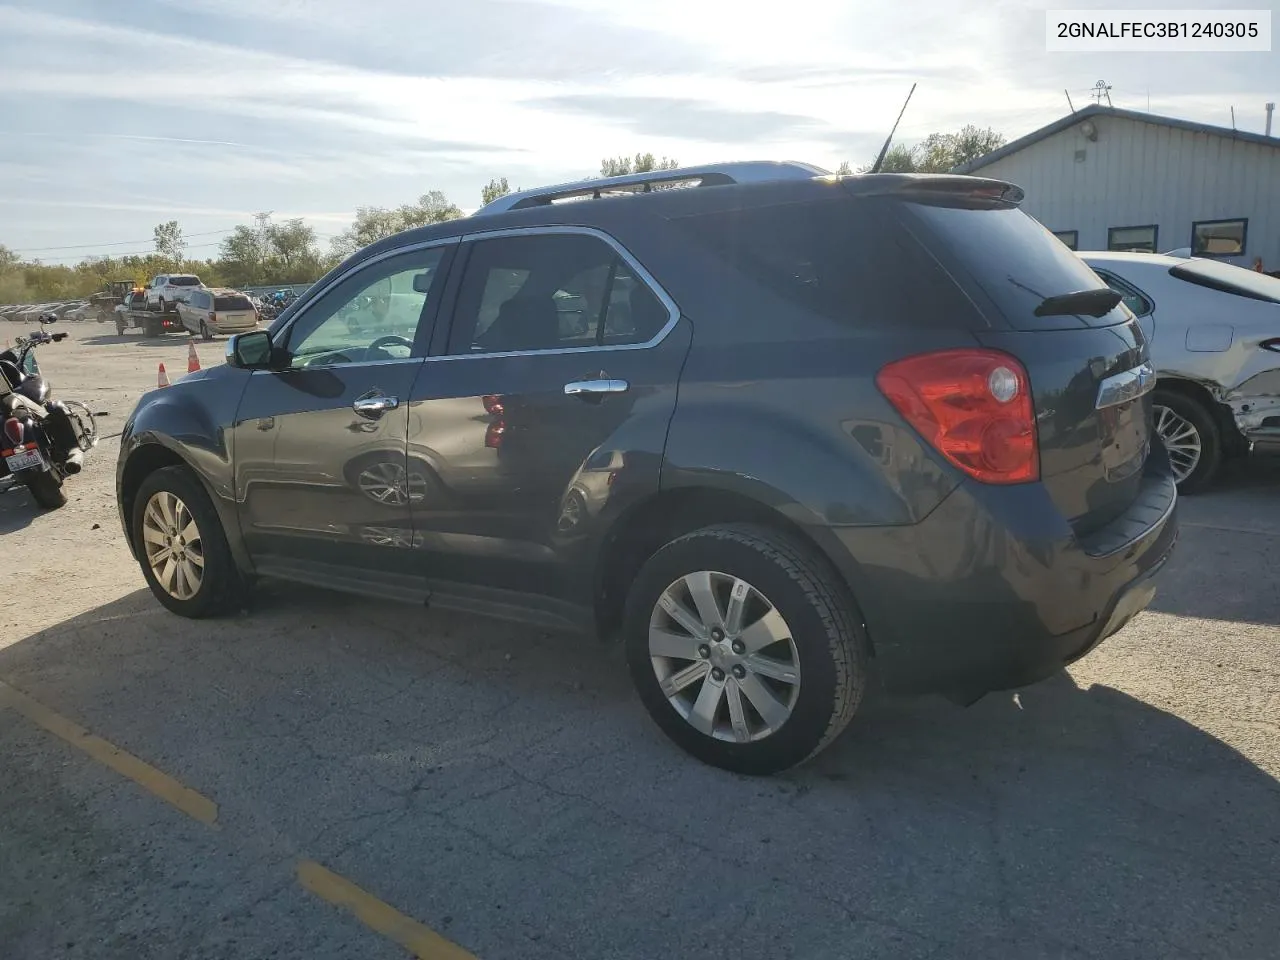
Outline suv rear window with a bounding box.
[907,203,1128,330]
[1170,259,1280,303]
[169,276,201,286]
[214,295,254,311]
[671,196,983,329]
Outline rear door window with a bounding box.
[908,203,1129,330]
[214,294,254,311]
[671,196,983,330]
[169,276,201,287]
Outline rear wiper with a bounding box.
[1034,288,1123,318]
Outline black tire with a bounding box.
[144,316,162,338]
[1153,389,1221,494]
[131,465,246,618]
[24,469,67,509]
[623,523,867,775]
[199,319,212,341]
[115,319,126,336]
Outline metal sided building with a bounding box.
[953,104,1280,271]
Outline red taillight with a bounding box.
[482,395,504,416]
[875,348,1038,484]
[209,312,217,325]
[2,417,23,446]
[485,421,505,448]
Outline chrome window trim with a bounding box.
[1095,360,1156,410]
[423,224,681,362]
[249,357,423,376]
[269,237,460,350]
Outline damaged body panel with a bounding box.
[1082,251,1280,484]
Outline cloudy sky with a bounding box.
[0,0,1274,259]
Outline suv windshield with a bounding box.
[908,202,1127,330]
[169,276,201,287]
[1170,259,1280,303]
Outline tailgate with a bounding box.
[905,199,1154,534]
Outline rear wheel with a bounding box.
[24,469,66,509]
[116,318,126,336]
[131,465,246,617]
[199,319,213,341]
[624,523,867,775]
[1153,389,1221,493]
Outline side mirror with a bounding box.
[411,271,434,294]
[226,330,275,370]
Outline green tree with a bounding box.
[153,220,185,262]
[846,125,1004,175]
[835,160,853,176]
[481,177,514,206]
[330,191,463,258]
[599,153,679,177]
[218,213,275,287]
[916,125,1005,172]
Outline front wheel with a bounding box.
[624,523,867,775]
[131,465,246,617]
[1153,390,1221,493]
[24,469,67,509]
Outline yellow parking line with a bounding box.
[297,860,479,960]
[0,679,218,827]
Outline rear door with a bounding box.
[405,227,687,619]
[905,202,1155,534]
[231,241,455,595]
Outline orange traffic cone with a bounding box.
[157,363,170,388]
[187,337,201,374]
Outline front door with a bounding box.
[232,242,455,597]
[405,228,689,622]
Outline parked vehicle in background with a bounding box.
[90,279,138,322]
[176,288,258,340]
[1,314,98,509]
[116,291,183,337]
[1081,251,1280,492]
[144,274,204,313]
[117,163,1178,774]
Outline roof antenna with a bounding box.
[1230,106,1236,130]
[1065,89,1076,114]
[870,82,917,174]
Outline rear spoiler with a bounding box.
[840,174,1025,206]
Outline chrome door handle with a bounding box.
[564,379,629,397]
[353,393,399,419]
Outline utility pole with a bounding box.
[1091,80,1112,106]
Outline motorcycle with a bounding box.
[0,315,98,509]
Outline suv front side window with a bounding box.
[283,245,448,369]
[446,232,670,355]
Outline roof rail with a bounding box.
[473,161,829,216]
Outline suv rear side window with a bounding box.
[909,203,1127,330]
[671,196,981,330]
[447,233,669,355]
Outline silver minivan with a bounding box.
[177,288,258,340]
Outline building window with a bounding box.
[1191,218,1248,257]
[1107,225,1158,253]
[1052,230,1078,250]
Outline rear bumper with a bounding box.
[821,450,1179,696]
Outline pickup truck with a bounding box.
[115,291,184,337]
[143,274,205,313]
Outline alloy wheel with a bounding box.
[1154,403,1202,482]
[357,460,426,505]
[141,491,204,600]
[648,570,801,743]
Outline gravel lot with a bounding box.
[2,326,1278,960]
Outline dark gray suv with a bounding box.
[117,163,1179,774]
